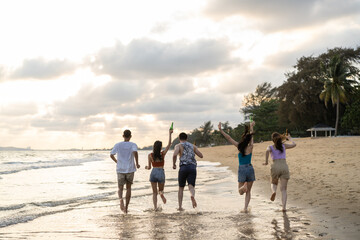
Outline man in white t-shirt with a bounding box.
[110,129,140,213]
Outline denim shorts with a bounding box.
[238,164,256,182]
[178,164,197,187]
[149,168,165,183]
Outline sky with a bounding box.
[0,0,359,149]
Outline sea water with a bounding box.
[0,150,316,239]
[0,150,229,228]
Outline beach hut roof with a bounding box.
[307,123,335,131]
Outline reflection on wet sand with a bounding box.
[271,212,293,240]
[230,212,256,239]
[149,211,169,240]
[116,215,136,239]
[107,207,316,240]
[177,212,201,240]
[101,160,318,240]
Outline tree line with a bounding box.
[170,47,360,148]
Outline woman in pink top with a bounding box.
[264,132,296,211]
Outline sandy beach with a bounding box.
[201,136,360,239]
[1,137,359,239]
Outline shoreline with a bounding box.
[199,136,360,239]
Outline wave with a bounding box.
[87,181,115,185]
[0,191,116,228]
[0,204,26,211]
[30,192,115,208]
[0,154,104,176]
[0,208,74,228]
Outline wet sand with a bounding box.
[1,137,359,239]
[201,136,360,239]
[1,170,319,240]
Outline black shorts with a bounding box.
[178,164,197,187]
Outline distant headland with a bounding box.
[0,146,32,151]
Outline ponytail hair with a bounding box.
[271,132,284,152]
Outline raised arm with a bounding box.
[284,134,296,149]
[163,129,173,156]
[248,121,255,146]
[172,144,180,169]
[218,122,239,147]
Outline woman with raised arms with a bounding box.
[218,121,256,212]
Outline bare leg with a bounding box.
[178,187,184,211]
[188,184,197,208]
[280,178,288,211]
[158,183,166,204]
[238,182,247,195]
[271,178,278,201]
[151,182,158,210]
[125,182,132,213]
[118,185,125,212]
[244,181,253,211]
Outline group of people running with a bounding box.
[110,120,296,213]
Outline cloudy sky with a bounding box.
[1,0,359,149]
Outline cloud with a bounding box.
[136,91,223,114]
[216,66,286,94]
[153,78,195,95]
[264,26,360,68]
[0,103,38,116]
[150,22,171,34]
[0,66,5,81]
[31,116,80,131]
[53,78,225,118]
[9,58,77,80]
[55,80,149,117]
[89,38,235,79]
[204,0,360,32]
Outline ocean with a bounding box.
[0,150,316,239]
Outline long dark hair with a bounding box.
[238,125,254,156]
[153,141,163,162]
[271,132,283,152]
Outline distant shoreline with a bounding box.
[2,135,358,152]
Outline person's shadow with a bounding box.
[271,212,293,240]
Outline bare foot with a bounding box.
[241,206,251,213]
[282,209,287,212]
[159,191,167,204]
[120,198,125,212]
[239,185,247,195]
[177,207,185,211]
[270,192,276,201]
[191,196,197,208]
[155,206,162,212]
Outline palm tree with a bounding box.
[319,54,356,136]
[199,121,213,146]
